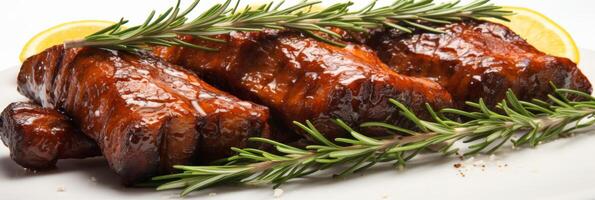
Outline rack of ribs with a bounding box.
[16,45,271,184]
[365,20,592,108]
[153,30,453,140]
[1,101,100,169]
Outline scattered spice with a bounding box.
[453,154,513,177]
[473,160,485,167]
[496,161,510,168]
[455,152,465,161]
[459,171,466,177]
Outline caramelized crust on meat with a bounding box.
[18,45,270,184]
[0,102,100,169]
[154,31,453,140]
[367,20,592,108]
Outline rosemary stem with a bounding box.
[64,39,104,49]
[68,0,511,52]
[253,105,595,179]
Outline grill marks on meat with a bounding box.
[366,20,592,108]
[18,45,270,184]
[0,102,100,169]
[154,31,453,140]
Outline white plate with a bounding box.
[1,49,595,200]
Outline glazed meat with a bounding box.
[18,45,271,184]
[153,30,453,140]
[0,101,100,169]
[366,20,592,108]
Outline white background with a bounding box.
[0,1,595,200]
[0,0,594,68]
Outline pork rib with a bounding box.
[154,31,453,140]
[0,101,100,169]
[366,20,592,108]
[18,45,271,184]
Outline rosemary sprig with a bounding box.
[151,88,595,196]
[64,0,511,51]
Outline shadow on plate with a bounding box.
[0,156,110,179]
[0,132,591,198]
[0,156,154,195]
[183,133,594,198]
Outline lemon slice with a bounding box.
[490,7,580,63]
[19,20,115,62]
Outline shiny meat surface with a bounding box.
[0,102,100,169]
[153,31,453,140]
[367,20,592,108]
[18,45,271,184]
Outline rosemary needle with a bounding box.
[151,88,595,196]
[64,0,511,51]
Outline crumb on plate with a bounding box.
[273,188,284,198]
